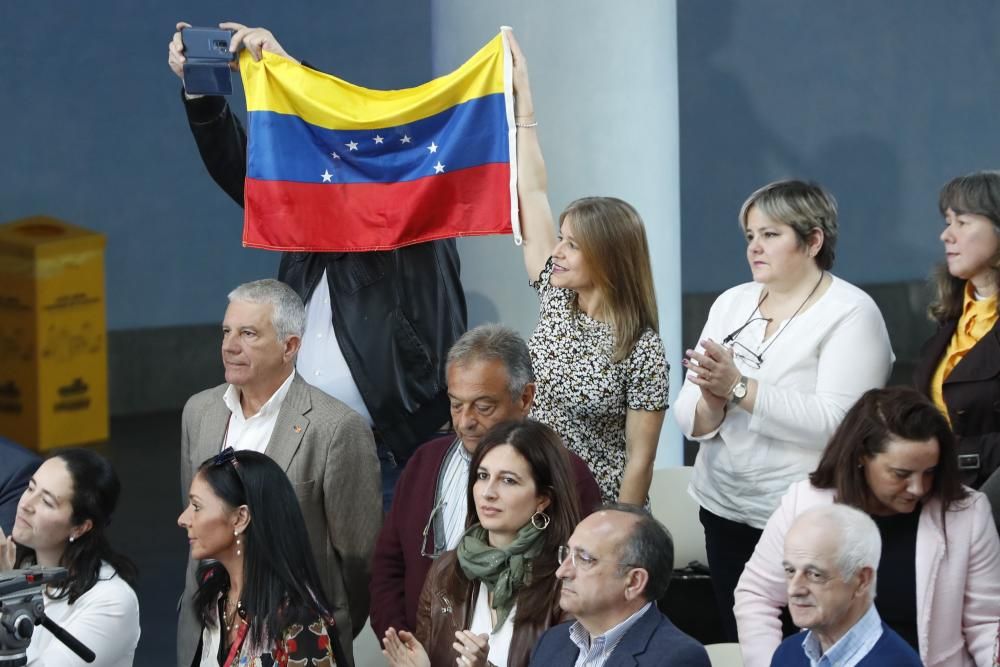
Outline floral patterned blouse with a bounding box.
[199,613,341,667]
[529,258,669,502]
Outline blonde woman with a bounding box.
[674,179,893,639]
[508,30,668,505]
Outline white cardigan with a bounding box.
[674,277,893,528]
[27,562,140,667]
[734,481,1000,667]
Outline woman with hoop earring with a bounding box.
[674,180,894,641]
[383,419,580,667]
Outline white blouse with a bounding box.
[674,276,893,528]
[468,583,516,667]
[27,562,140,667]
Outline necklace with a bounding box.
[752,271,826,363]
[222,593,245,632]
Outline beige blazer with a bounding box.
[175,373,381,667]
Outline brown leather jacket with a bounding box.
[415,551,566,667]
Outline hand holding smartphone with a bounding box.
[181,27,235,96]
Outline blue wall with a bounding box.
[678,0,1000,293]
[7,2,1000,326]
[1,1,432,330]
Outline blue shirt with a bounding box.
[771,613,921,667]
[570,602,652,667]
[801,604,883,667]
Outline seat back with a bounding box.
[648,466,707,568]
[705,642,744,667]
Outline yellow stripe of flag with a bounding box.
[240,33,506,131]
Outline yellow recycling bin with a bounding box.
[0,216,109,450]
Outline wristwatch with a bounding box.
[730,376,748,404]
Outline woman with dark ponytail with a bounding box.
[1,448,139,666]
[178,448,348,666]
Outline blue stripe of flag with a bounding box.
[247,93,509,184]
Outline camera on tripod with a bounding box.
[0,567,95,666]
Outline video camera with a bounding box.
[0,567,94,666]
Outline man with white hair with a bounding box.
[770,504,920,666]
[177,279,381,667]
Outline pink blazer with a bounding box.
[734,480,1000,667]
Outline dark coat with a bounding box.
[528,605,710,667]
[369,434,603,639]
[0,437,39,534]
[914,318,1000,488]
[183,92,467,460]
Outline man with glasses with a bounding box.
[530,504,709,666]
[369,324,601,639]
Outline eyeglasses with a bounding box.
[722,316,768,370]
[420,498,446,559]
[723,273,825,370]
[557,546,635,572]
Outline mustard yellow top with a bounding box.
[931,282,998,422]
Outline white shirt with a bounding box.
[440,442,472,549]
[296,269,373,425]
[469,583,516,667]
[28,563,140,667]
[674,277,893,528]
[222,371,296,453]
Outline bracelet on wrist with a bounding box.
[515,120,538,128]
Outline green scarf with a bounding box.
[456,522,546,629]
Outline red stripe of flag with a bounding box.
[243,163,511,252]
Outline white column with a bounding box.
[432,1,683,467]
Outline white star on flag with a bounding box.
[374,135,384,144]
[346,141,359,151]
[401,135,412,144]
[433,162,445,174]
[330,152,340,159]
[427,142,438,154]
[321,170,333,182]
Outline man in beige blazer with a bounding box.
[176,279,380,667]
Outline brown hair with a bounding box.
[810,387,968,524]
[455,419,581,628]
[739,180,838,271]
[929,171,1000,323]
[560,197,659,363]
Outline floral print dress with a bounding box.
[528,259,669,502]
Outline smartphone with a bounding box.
[181,27,235,62]
[181,27,235,96]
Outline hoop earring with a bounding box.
[531,511,550,530]
[235,531,242,557]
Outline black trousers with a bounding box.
[699,507,766,642]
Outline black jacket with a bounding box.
[914,318,1000,488]
[184,93,467,460]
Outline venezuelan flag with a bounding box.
[239,32,519,252]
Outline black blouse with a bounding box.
[872,506,921,652]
